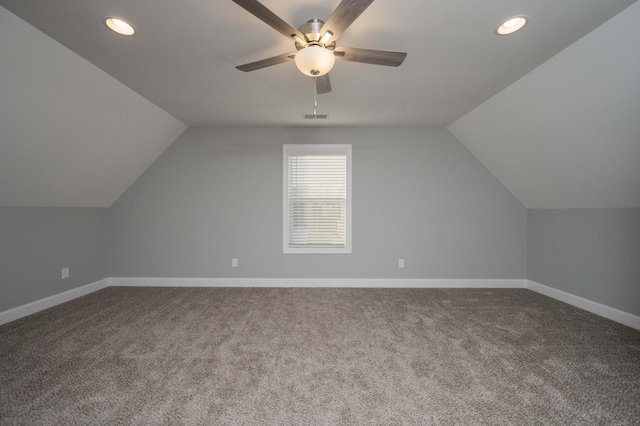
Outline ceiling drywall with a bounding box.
[449,2,640,209]
[0,1,638,209]
[0,7,187,207]
[0,0,635,127]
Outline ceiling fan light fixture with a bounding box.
[496,15,528,35]
[104,17,136,36]
[295,45,335,77]
[319,30,334,45]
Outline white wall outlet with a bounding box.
[232,258,238,268]
[398,259,405,269]
[61,267,69,279]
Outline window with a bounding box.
[283,144,352,254]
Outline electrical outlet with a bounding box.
[232,258,238,268]
[61,267,69,279]
[398,259,405,269]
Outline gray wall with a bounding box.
[528,209,640,316]
[0,207,109,312]
[109,127,526,279]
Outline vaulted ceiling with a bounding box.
[449,2,640,208]
[0,0,638,208]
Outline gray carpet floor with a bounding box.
[1,287,639,425]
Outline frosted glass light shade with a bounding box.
[295,46,335,77]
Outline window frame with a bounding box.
[283,144,352,254]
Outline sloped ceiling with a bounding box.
[449,2,640,208]
[0,7,186,207]
[0,0,634,127]
[0,1,638,208]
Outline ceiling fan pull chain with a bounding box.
[313,78,318,116]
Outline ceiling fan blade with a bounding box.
[236,53,296,72]
[320,0,375,42]
[232,0,306,42]
[334,47,407,66]
[315,74,332,94]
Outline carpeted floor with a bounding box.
[1,287,639,425]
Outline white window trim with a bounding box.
[283,144,352,254]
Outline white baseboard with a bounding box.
[4,278,636,331]
[110,277,527,289]
[526,280,640,330]
[0,278,110,326]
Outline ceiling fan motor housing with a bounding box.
[296,19,335,50]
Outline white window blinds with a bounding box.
[283,145,352,254]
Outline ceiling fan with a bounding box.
[232,0,407,94]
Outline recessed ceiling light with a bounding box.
[104,17,136,36]
[496,15,528,35]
